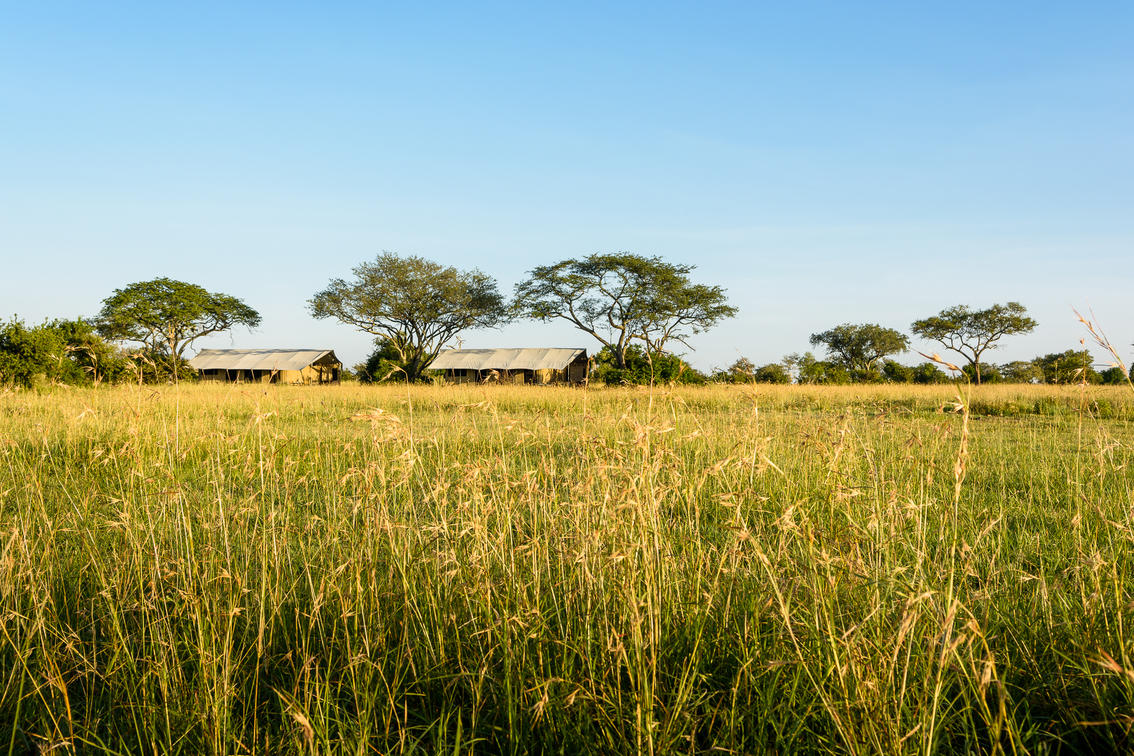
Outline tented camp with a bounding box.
[429,348,588,385]
[189,349,342,384]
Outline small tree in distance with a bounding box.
[712,357,791,384]
[809,323,909,376]
[795,352,851,384]
[882,359,914,383]
[752,363,791,383]
[1001,360,1044,384]
[727,357,755,381]
[1033,349,1099,384]
[310,253,508,383]
[911,302,1036,384]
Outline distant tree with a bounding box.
[884,359,953,384]
[1099,366,1129,385]
[752,363,791,384]
[1033,349,1100,384]
[513,253,736,369]
[961,362,1002,384]
[911,362,949,384]
[784,351,821,380]
[852,367,887,384]
[796,353,851,385]
[96,277,261,375]
[882,359,914,383]
[728,357,756,379]
[709,357,756,383]
[809,323,909,374]
[1001,360,1045,384]
[911,302,1036,384]
[310,253,507,383]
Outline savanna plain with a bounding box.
[2,382,1133,755]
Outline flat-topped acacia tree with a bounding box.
[809,323,909,375]
[512,253,736,369]
[912,302,1037,384]
[309,253,508,382]
[96,277,261,374]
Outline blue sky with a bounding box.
[2,2,1131,371]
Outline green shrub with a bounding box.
[357,339,412,383]
[797,356,850,385]
[912,362,950,384]
[962,363,1003,383]
[0,318,65,387]
[1099,366,1130,385]
[882,359,914,383]
[593,345,705,385]
[752,363,791,384]
[1034,349,1101,384]
[1001,361,1044,384]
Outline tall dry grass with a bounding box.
[1,382,1132,754]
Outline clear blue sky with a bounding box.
[2,2,1131,371]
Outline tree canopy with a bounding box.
[591,344,705,385]
[0,318,129,387]
[911,302,1036,384]
[808,323,909,375]
[0,319,66,388]
[512,253,736,368]
[96,278,261,373]
[1033,349,1099,384]
[309,253,507,382]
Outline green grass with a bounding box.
[1,382,1133,754]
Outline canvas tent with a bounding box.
[190,349,341,384]
[429,348,588,384]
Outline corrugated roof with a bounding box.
[429,348,586,371]
[189,349,339,371]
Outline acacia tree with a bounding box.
[512,253,736,369]
[809,323,909,375]
[96,278,261,373]
[309,253,507,382]
[911,302,1037,384]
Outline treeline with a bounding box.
[327,254,1127,387]
[357,344,1125,387]
[707,349,1129,385]
[3,252,1130,388]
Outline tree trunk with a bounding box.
[169,336,181,382]
[405,354,424,383]
[974,361,982,385]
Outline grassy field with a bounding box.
[2,382,1133,754]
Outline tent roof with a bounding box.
[189,349,339,371]
[429,348,586,371]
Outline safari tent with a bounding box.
[429,348,588,385]
[189,349,342,384]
